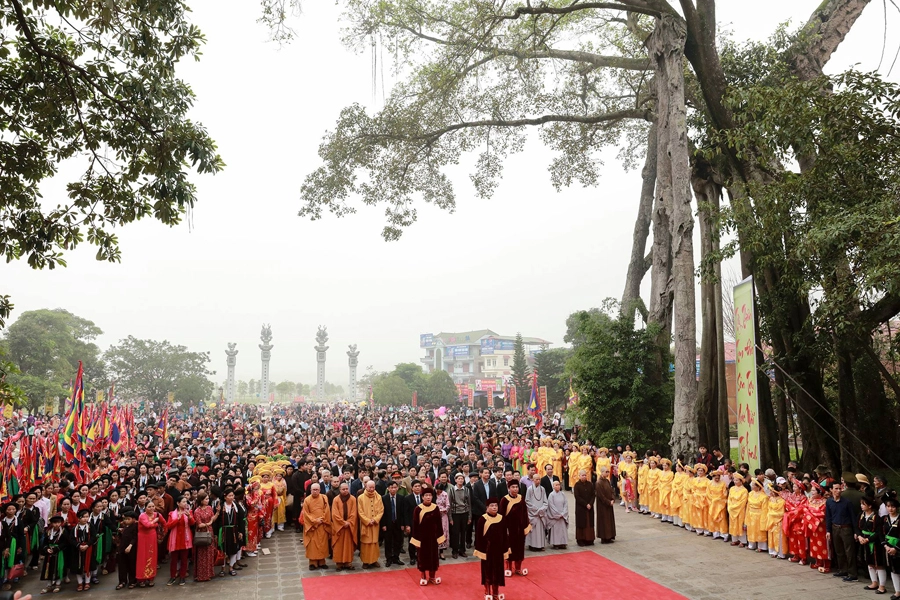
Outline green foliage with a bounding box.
[373,374,413,407]
[423,369,457,408]
[511,332,530,399]
[392,362,427,394]
[277,0,652,239]
[534,346,573,412]
[2,308,105,412]
[105,336,213,409]
[0,0,222,325]
[566,303,673,450]
[0,349,27,409]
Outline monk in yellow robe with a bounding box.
[727,473,749,545]
[568,445,583,489]
[745,479,769,552]
[637,459,650,513]
[357,480,384,567]
[706,470,728,538]
[551,440,564,479]
[670,463,686,526]
[331,482,358,570]
[657,459,675,522]
[646,458,660,517]
[766,484,786,558]
[301,483,332,569]
[691,464,710,534]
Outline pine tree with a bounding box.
[511,332,530,403]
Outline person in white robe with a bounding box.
[525,473,548,550]
[546,480,569,548]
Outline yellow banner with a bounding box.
[734,277,760,472]
[96,390,104,403]
[167,391,175,404]
[2,403,13,418]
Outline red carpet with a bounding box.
[301,551,687,600]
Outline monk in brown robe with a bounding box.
[357,480,384,568]
[573,469,596,546]
[331,482,357,571]
[301,483,332,570]
[595,467,617,543]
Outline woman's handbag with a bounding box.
[194,526,213,547]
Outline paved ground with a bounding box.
[10,495,885,600]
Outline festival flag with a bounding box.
[369,385,374,407]
[109,381,115,404]
[61,361,85,463]
[528,370,542,431]
[567,377,579,408]
[154,407,168,441]
[412,390,418,408]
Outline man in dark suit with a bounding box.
[380,481,404,566]
[401,480,424,563]
[540,464,561,497]
[471,468,497,520]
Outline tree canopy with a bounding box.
[0,0,223,328]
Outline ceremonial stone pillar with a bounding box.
[259,324,273,403]
[347,344,359,401]
[315,326,329,400]
[225,343,238,403]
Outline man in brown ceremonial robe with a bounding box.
[301,483,332,570]
[331,482,357,571]
[475,498,509,600]
[595,467,617,543]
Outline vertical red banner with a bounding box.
[412,390,418,408]
[539,386,548,414]
[510,385,517,409]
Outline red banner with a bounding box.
[539,386,548,414]
[510,385,517,409]
[467,385,474,407]
[412,390,418,408]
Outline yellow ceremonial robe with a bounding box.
[691,476,709,531]
[637,464,649,505]
[646,467,660,514]
[766,494,785,552]
[568,452,583,488]
[552,449,564,479]
[618,461,637,497]
[357,490,384,564]
[680,475,693,526]
[745,490,769,543]
[706,480,728,534]
[727,485,748,538]
[657,469,674,516]
[670,472,686,516]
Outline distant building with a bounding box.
[419,330,551,389]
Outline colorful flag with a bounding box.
[567,377,579,408]
[61,361,85,464]
[154,408,168,441]
[528,370,542,431]
[412,390,418,408]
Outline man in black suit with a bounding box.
[497,469,513,499]
[380,481,404,566]
[401,480,424,564]
[471,468,497,521]
[540,464,561,497]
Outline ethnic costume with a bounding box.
[745,481,769,551]
[766,492,786,558]
[804,491,829,572]
[66,517,97,588]
[783,485,809,562]
[727,475,749,545]
[410,493,444,585]
[116,516,138,588]
[706,475,728,539]
[657,461,675,522]
[474,504,509,600]
[879,511,900,593]
[500,485,530,576]
[859,509,887,590]
[192,505,216,582]
[135,511,160,584]
[39,519,67,592]
[0,511,25,587]
[215,501,245,572]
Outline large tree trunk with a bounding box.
[693,156,722,450]
[621,122,658,321]
[649,13,698,460]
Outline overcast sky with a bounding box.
[2,1,895,386]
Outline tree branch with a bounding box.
[499,2,662,20]
[395,25,650,71]
[9,0,159,137]
[358,109,652,145]
[790,0,872,80]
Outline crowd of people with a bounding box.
[0,403,894,599]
